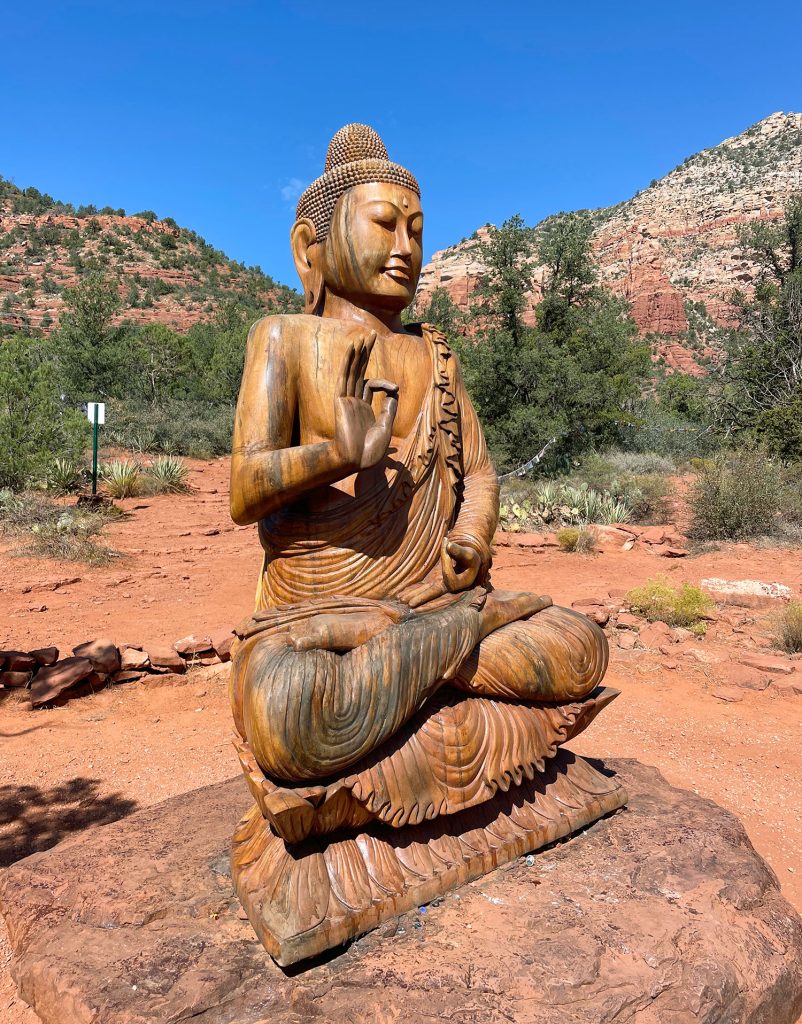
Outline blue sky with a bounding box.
[3,1,801,289]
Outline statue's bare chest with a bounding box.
[297,329,432,441]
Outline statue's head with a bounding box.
[291,124,423,317]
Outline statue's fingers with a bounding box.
[446,541,478,566]
[376,391,398,431]
[364,378,399,396]
[355,337,371,396]
[347,339,363,396]
[440,538,462,591]
[337,343,355,397]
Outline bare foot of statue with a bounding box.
[478,590,553,640]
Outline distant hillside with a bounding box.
[0,179,299,335]
[417,112,802,374]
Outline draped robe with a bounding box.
[231,324,607,821]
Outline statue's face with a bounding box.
[322,182,423,313]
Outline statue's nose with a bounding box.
[394,224,412,259]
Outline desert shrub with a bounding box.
[0,490,64,533]
[572,451,673,523]
[556,526,597,553]
[100,459,144,498]
[587,450,675,477]
[107,400,233,458]
[146,455,191,493]
[627,576,713,633]
[774,602,802,654]
[498,479,632,529]
[48,457,87,494]
[19,515,118,566]
[689,448,784,540]
[0,491,119,565]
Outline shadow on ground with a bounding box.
[0,778,138,867]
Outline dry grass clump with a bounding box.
[0,489,119,565]
[556,526,597,553]
[774,602,802,654]
[627,575,713,634]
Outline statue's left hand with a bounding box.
[441,537,483,592]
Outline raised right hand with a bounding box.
[333,331,399,470]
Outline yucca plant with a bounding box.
[100,459,144,498]
[147,455,191,494]
[48,457,86,494]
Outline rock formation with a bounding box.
[0,190,299,334]
[2,761,801,1023]
[417,112,802,374]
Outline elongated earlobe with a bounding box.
[290,218,325,314]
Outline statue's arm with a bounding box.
[229,318,357,525]
[449,360,499,569]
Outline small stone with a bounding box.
[73,639,121,675]
[145,646,186,673]
[112,670,143,684]
[711,687,744,703]
[0,651,37,672]
[0,670,32,688]
[737,653,795,675]
[30,657,93,707]
[121,647,150,671]
[174,634,213,657]
[616,612,641,630]
[722,663,770,691]
[617,631,637,650]
[30,646,59,666]
[210,627,236,663]
[637,621,674,650]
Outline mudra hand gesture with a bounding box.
[334,331,399,470]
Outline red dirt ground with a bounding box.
[2,457,801,1022]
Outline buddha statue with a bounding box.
[228,124,626,966]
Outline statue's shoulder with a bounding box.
[247,312,321,341]
[245,314,333,363]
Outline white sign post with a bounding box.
[86,402,106,495]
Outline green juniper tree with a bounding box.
[722,195,802,458]
[454,213,650,472]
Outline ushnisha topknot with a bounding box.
[296,123,420,242]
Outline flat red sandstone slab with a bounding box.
[2,761,801,1024]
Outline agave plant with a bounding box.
[147,455,191,494]
[48,457,86,494]
[100,459,143,499]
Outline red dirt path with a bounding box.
[2,457,801,1022]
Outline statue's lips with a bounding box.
[382,266,411,282]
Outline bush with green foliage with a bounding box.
[499,478,631,530]
[689,448,784,540]
[48,457,87,494]
[627,577,713,633]
[720,196,802,459]
[0,336,89,490]
[453,214,651,473]
[572,451,674,523]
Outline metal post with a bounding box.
[91,405,99,495]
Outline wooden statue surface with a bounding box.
[228,124,626,965]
